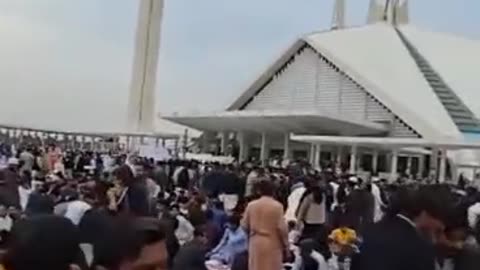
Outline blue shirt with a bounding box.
[209,227,248,265]
[211,208,228,230]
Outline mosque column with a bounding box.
[390,149,399,182]
[81,136,86,150]
[100,139,106,152]
[220,131,229,155]
[238,132,249,162]
[372,150,379,174]
[349,145,357,174]
[15,129,20,145]
[356,153,362,172]
[155,137,160,147]
[38,132,45,147]
[406,156,413,176]
[162,139,166,147]
[430,148,439,179]
[336,146,343,172]
[91,137,97,151]
[68,134,74,149]
[438,149,447,183]
[283,132,290,161]
[260,132,268,166]
[314,144,322,171]
[71,135,76,149]
[91,136,96,151]
[201,132,211,153]
[18,129,24,145]
[62,134,69,149]
[126,136,131,151]
[417,155,425,179]
[12,129,18,145]
[5,129,10,144]
[96,138,102,152]
[174,138,179,158]
[309,143,316,166]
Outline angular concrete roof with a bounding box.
[164,109,388,135]
[307,23,454,140]
[229,23,480,140]
[400,25,480,120]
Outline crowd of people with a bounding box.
[0,141,479,270]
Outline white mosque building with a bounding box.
[166,0,480,182]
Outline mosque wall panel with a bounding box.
[339,77,366,120]
[242,45,418,138]
[291,48,317,109]
[316,57,341,113]
[246,73,291,110]
[392,118,417,137]
[366,96,391,121]
[246,47,317,111]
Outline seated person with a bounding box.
[288,220,300,245]
[172,228,209,270]
[289,239,328,270]
[208,215,247,266]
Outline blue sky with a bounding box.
[0,0,478,132]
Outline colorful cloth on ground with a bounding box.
[329,227,357,246]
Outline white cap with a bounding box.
[348,176,358,183]
[372,177,381,183]
[7,157,19,166]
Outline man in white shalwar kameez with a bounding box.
[371,177,385,222]
[285,181,306,222]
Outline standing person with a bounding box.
[370,177,385,223]
[202,164,222,198]
[345,178,374,232]
[153,161,169,192]
[19,148,34,174]
[173,162,190,190]
[220,165,241,212]
[352,185,452,270]
[108,165,149,216]
[17,171,32,211]
[0,158,21,209]
[296,184,327,241]
[285,177,306,223]
[241,180,289,270]
[467,193,480,230]
[245,167,267,198]
[46,145,60,173]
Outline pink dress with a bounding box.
[241,196,288,270]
